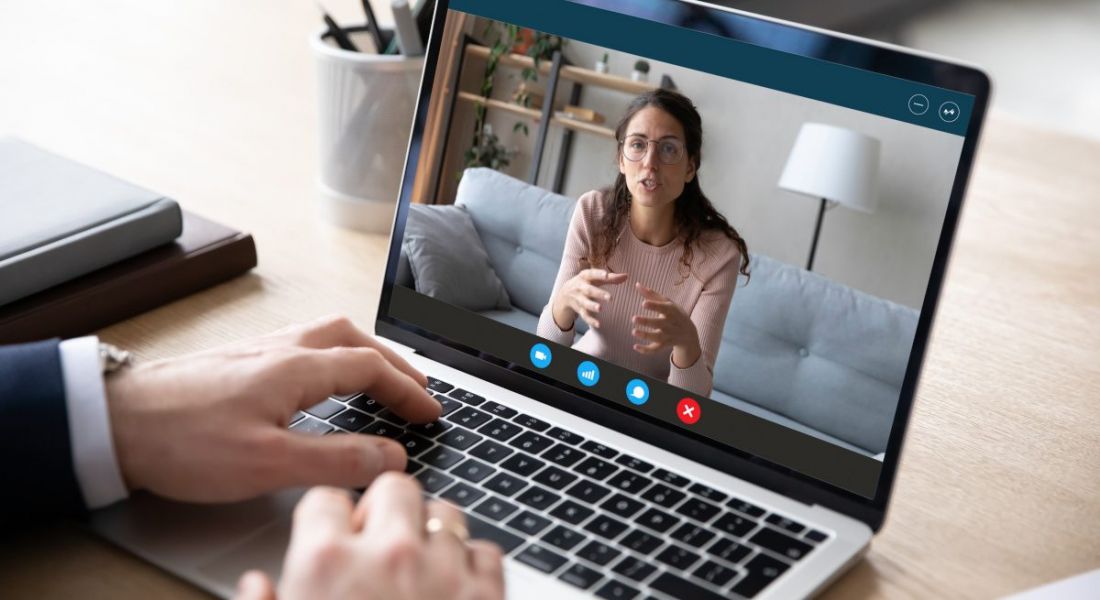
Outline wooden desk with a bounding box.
[1,1,1097,598]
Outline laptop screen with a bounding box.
[381,0,984,502]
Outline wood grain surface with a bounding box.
[1,1,1097,598]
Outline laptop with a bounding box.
[90,0,990,598]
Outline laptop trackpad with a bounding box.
[195,516,292,591]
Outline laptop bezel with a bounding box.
[375,0,990,531]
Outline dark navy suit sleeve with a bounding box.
[0,340,87,528]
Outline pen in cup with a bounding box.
[315,1,359,52]
[391,0,424,56]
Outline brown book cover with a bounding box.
[0,211,257,344]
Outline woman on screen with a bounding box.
[537,89,750,397]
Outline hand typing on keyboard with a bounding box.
[104,315,441,503]
[235,476,504,600]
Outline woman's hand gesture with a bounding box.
[631,283,702,368]
[551,268,628,331]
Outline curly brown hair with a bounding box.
[588,89,750,282]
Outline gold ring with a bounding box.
[425,517,470,543]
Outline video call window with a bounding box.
[389,4,967,495]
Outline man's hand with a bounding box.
[105,316,441,503]
[235,477,505,600]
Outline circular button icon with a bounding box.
[576,361,600,387]
[676,397,701,425]
[938,101,961,123]
[625,379,650,406]
[908,94,930,116]
[529,343,552,369]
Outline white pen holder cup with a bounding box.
[312,27,423,233]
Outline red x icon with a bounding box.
[677,397,701,425]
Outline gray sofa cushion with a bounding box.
[402,204,510,311]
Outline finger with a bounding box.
[632,315,664,328]
[604,272,630,285]
[424,500,472,566]
[468,540,505,587]
[360,472,426,541]
[641,299,673,314]
[290,487,355,547]
[234,570,276,600]
[633,341,663,354]
[290,347,440,423]
[632,327,662,343]
[578,309,600,329]
[584,269,628,285]
[276,431,405,491]
[580,284,611,303]
[284,315,428,388]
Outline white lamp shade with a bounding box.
[778,123,881,214]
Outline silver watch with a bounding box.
[98,342,133,374]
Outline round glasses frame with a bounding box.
[620,135,686,165]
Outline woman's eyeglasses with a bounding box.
[620,134,685,165]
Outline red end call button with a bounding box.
[677,398,701,425]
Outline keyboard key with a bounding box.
[576,540,620,566]
[533,465,578,490]
[439,482,485,507]
[727,497,766,518]
[640,484,686,508]
[449,406,492,429]
[448,388,485,406]
[688,482,728,503]
[515,486,560,511]
[304,399,344,420]
[574,456,618,481]
[612,556,656,582]
[415,468,454,493]
[581,440,618,459]
[584,514,628,540]
[542,443,584,467]
[650,572,726,600]
[394,432,433,457]
[515,544,567,574]
[765,513,807,534]
[680,498,721,523]
[404,459,423,475]
[614,454,654,473]
[512,413,551,432]
[600,494,645,519]
[543,503,589,529]
[427,376,454,393]
[507,511,552,536]
[483,472,527,497]
[670,522,716,547]
[619,529,663,555]
[419,445,464,469]
[473,497,520,522]
[290,417,333,436]
[500,453,545,477]
[558,562,603,590]
[713,511,757,537]
[330,408,373,432]
[606,471,653,495]
[466,513,524,553]
[635,507,679,533]
[655,545,701,571]
[376,409,408,426]
[360,420,404,439]
[731,552,789,598]
[451,458,495,484]
[805,529,828,543]
[348,395,384,414]
[546,426,584,445]
[565,480,611,505]
[509,431,554,454]
[706,537,752,564]
[481,400,517,419]
[652,468,690,488]
[478,418,522,441]
[693,560,738,587]
[750,526,814,561]
[406,419,452,438]
[542,525,586,551]
[468,439,514,464]
[437,428,483,450]
[288,411,307,425]
[595,580,640,600]
[330,392,361,402]
[435,396,463,416]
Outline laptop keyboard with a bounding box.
[291,376,832,599]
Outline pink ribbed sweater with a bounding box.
[537,190,740,397]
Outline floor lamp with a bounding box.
[778,123,881,271]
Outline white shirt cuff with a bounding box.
[59,336,129,509]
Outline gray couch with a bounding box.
[398,168,918,457]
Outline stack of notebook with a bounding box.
[0,138,257,344]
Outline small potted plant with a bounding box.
[595,52,609,74]
[631,59,650,82]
